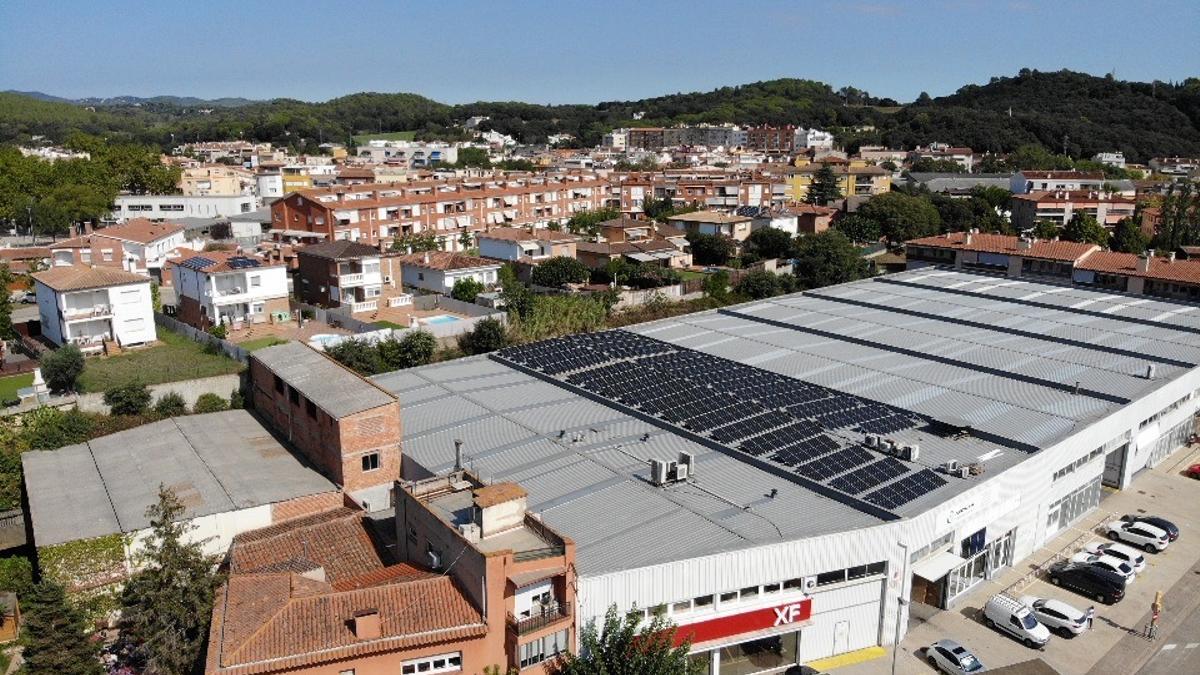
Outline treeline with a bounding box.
[3,70,1199,162]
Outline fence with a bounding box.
[290,300,380,334]
[614,284,684,309]
[154,313,250,364]
[411,293,500,318]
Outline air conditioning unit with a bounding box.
[678,451,696,478]
[458,522,481,543]
[942,460,959,474]
[865,435,879,448]
[650,459,669,486]
[801,576,818,593]
[901,444,920,462]
[674,463,689,482]
[883,439,898,455]
[957,467,971,479]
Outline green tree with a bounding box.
[793,230,870,290]
[457,317,509,355]
[685,232,737,266]
[701,270,730,301]
[391,232,440,253]
[498,263,534,320]
[120,485,223,675]
[325,337,385,375]
[150,282,162,312]
[742,227,795,261]
[857,191,942,245]
[735,270,783,299]
[566,207,620,237]
[192,393,229,414]
[455,146,491,168]
[532,256,591,287]
[833,214,882,244]
[1031,220,1061,239]
[1110,218,1150,254]
[1061,212,1110,246]
[23,406,95,450]
[0,265,15,340]
[451,276,485,303]
[554,604,690,675]
[153,391,188,417]
[458,229,474,250]
[805,165,844,205]
[1152,182,1199,250]
[908,157,966,173]
[104,381,152,416]
[229,387,245,409]
[20,578,103,675]
[377,330,437,370]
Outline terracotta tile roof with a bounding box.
[331,563,434,592]
[98,218,185,244]
[906,232,1100,262]
[787,164,888,176]
[0,246,50,261]
[207,573,486,675]
[784,204,837,216]
[296,240,384,260]
[473,482,527,508]
[668,211,752,224]
[32,266,150,292]
[49,234,100,250]
[477,227,576,244]
[398,251,499,271]
[1076,251,1200,285]
[176,250,283,273]
[229,508,385,583]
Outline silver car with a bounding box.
[1018,595,1087,637]
[1084,541,1147,573]
[926,639,986,673]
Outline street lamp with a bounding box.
[892,541,910,675]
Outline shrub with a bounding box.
[451,277,485,303]
[531,256,590,287]
[229,388,244,409]
[40,344,85,393]
[104,382,152,416]
[24,406,95,450]
[325,337,385,375]
[153,391,188,417]
[0,555,33,596]
[207,324,227,340]
[457,317,509,355]
[378,330,437,370]
[702,270,730,300]
[192,393,229,414]
[735,270,783,299]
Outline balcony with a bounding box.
[347,299,378,313]
[508,603,570,636]
[339,272,365,287]
[387,294,413,308]
[63,305,112,321]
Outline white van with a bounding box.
[983,594,1051,648]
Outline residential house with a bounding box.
[48,232,128,270]
[249,342,401,509]
[32,266,155,351]
[1010,170,1106,195]
[295,240,403,314]
[179,165,255,197]
[0,246,50,275]
[356,140,459,166]
[575,217,692,270]
[171,251,289,331]
[1093,152,1126,169]
[1073,250,1200,301]
[1009,190,1136,230]
[784,161,891,201]
[909,143,975,172]
[1148,157,1199,176]
[626,128,666,150]
[476,228,578,263]
[746,125,797,153]
[91,219,187,278]
[398,251,501,294]
[783,204,837,235]
[856,146,907,165]
[668,211,754,242]
[794,128,835,150]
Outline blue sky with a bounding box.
[1,0,1196,104]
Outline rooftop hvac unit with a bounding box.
[650,459,669,486]
[458,522,481,543]
[678,451,696,478]
[674,462,689,482]
[942,460,959,474]
[901,444,920,462]
[957,467,971,479]
[865,435,879,448]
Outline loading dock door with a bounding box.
[1103,443,1128,488]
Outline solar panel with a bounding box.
[797,446,873,481]
[226,256,262,269]
[828,457,909,494]
[181,256,217,270]
[863,469,948,509]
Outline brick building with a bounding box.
[249,342,402,511]
[294,240,401,311]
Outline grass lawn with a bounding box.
[238,336,290,352]
[0,373,33,401]
[352,131,416,144]
[374,320,406,330]
[77,328,244,393]
[676,270,707,281]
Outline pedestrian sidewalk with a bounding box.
[833,441,1200,675]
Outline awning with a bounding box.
[509,567,565,588]
[626,252,656,262]
[912,550,966,582]
[503,196,518,206]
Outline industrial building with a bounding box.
[372,267,1200,673]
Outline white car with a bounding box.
[1018,595,1087,637]
[1084,542,1147,574]
[1070,552,1136,583]
[1105,520,1169,552]
[926,639,986,673]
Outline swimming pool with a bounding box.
[421,314,461,325]
[307,333,342,348]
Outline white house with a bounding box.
[170,251,290,330]
[112,194,255,220]
[33,266,156,352]
[794,127,835,150]
[92,219,187,277]
[398,251,501,294]
[476,228,577,263]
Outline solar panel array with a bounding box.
[226,256,262,269]
[496,329,948,514]
[178,256,217,270]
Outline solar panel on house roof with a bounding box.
[181,256,217,269]
[226,256,261,269]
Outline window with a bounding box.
[719,591,738,603]
[520,630,568,668]
[762,582,782,594]
[417,272,425,281]
[362,453,380,472]
[249,275,261,287]
[740,586,759,600]
[401,652,462,674]
[306,400,317,418]
[81,250,91,263]
[847,565,869,580]
[288,386,299,406]
[783,578,803,591]
[340,670,355,675]
[273,374,284,394]
[693,594,714,609]
[102,249,114,262]
[672,600,691,615]
[816,570,846,587]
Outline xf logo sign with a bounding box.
[773,602,807,626]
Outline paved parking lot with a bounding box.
[835,441,1200,675]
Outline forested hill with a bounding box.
[2,70,1198,162]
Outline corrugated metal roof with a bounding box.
[253,342,395,419]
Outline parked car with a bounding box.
[1186,463,1200,479]
[1105,520,1170,552]
[1018,595,1087,637]
[1084,541,1147,573]
[1048,561,1126,604]
[982,594,1050,648]
[1120,514,1179,541]
[1070,552,1136,583]
[925,639,986,673]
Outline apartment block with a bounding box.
[295,240,403,313]
[33,266,155,351]
[1009,190,1136,230]
[171,251,289,330]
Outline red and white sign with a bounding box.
[672,599,813,646]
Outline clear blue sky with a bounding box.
[2,0,1196,104]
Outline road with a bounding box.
[1138,589,1200,675]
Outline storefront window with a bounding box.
[717,633,798,675]
[686,652,712,675]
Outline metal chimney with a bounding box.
[453,438,464,472]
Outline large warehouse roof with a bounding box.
[22,410,337,547]
[378,268,1200,577]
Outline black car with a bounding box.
[1048,561,1126,604]
[1121,514,1179,541]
